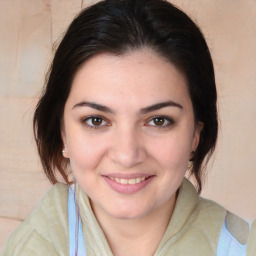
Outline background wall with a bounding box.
[0,0,255,251]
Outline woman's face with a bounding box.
[62,49,201,220]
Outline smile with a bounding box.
[109,177,146,185]
[103,175,155,194]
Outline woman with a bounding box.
[2,0,250,255]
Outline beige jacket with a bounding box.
[2,179,249,255]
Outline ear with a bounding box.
[191,121,204,154]
[61,130,70,158]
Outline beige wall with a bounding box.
[0,0,255,251]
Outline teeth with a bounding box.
[128,179,136,185]
[112,177,146,185]
[120,179,128,184]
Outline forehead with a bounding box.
[68,49,190,108]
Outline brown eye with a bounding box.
[153,117,165,126]
[91,117,103,126]
[146,116,175,128]
[83,116,108,129]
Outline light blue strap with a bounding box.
[68,185,87,256]
[216,221,246,256]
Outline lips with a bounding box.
[102,174,155,194]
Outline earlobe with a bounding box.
[62,147,69,158]
[192,121,204,152]
[61,131,69,158]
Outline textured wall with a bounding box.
[0,0,255,251]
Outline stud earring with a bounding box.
[62,148,65,155]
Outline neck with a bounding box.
[91,193,177,256]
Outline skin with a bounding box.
[62,49,202,255]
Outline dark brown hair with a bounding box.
[33,0,217,193]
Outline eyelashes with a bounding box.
[81,115,110,129]
[146,116,175,128]
[81,115,175,130]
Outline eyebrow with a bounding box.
[140,101,183,114]
[72,100,183,114]
[72,101,115,113]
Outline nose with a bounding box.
[108,127,147,168]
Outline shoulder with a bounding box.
[215,212,249,256]
[198,196,249,256]
[247,220,256,256]
[195,195,249,256]
[198,196,249,244]
[2,183,69,256]
[225,211,249,245]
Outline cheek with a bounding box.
[148,133,192,169]
[67,134,109,171]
